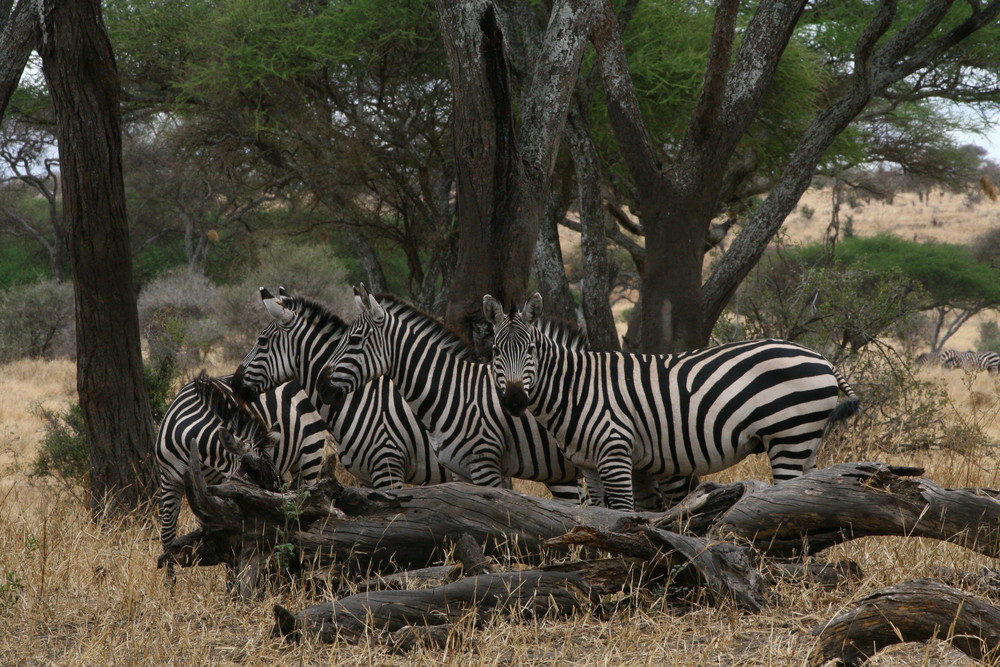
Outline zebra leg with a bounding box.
[545,480,587,503]
[766,433,823,482]
[656,475,700,508]
[632,469,664,511]
[158,481,182,585]
[369,449,407,490]
[467,446,506,489]
[596,441,635,511]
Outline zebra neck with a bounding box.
[385,323,466,426]
[526,337,568,420]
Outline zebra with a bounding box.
[315,286,594,502]
[231,287,452,491]
[156,372,328,550]
[483,292,861,511]
[937,349,1000,373]
[318,286,693,508]
[939,350,979,370]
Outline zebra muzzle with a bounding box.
[502,384,529,417]
[317,370,348,412]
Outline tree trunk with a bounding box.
[438,0,594,344]
[0,0,37,118]
[531,184,578,324]
[38,0,158,517]
[566,103,620,352]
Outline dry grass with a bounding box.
[2,357,999,666]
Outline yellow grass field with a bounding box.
[2,189,1000,665]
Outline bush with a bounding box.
[719,246,924,362]
[137,242,354,366]
[0,280,75,363]
[31,402,89,483]
[208,241,355,362]
[978,320,1000,353]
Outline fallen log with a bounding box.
[273,558,638,644]
[711,462,1000,558]
[159,461,1000,593]
[810,579,1000,666]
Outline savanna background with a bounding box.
[4,186,1000,665]
[6,0,1000,664]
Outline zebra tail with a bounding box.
[828,397,861,425]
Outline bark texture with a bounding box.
[810,579,1000,666]
[38,0,158,516]
[438,0,595,345]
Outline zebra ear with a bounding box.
[483,295,504,326]
[353,284,372,315]
[522,293,543,326]
[261,288,294,324]
[367,294,386,325]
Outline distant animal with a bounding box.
[484,292,861,511]
[232,288,452,491]
[156,373,328,550]
[930,349,1000,373]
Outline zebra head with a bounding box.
[232,287,298,403]
[317,284,388,411]
[483,292,543,418]
[194,373,282,491]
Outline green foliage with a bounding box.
[144,358,178,424]
[31,403,89,484]
[0,571,25,609]
[0,240,49,289]
[977,320,1000,353]
[0,280,74,363]
[722,246,924,361]
[831,235,1000,308]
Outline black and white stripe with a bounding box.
[232,288,451,491]
[484,293,861,511]
[936,349,1000,373]
[317,286,590,502]
[156,373,328,549]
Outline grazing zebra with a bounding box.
[232,288,452,490]
[939,350,979,370]
[483,293,861,511]
[937,349,1000,373]
[316,286,594,502]
[156,373,328,549]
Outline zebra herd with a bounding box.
[156,287,861,547]
[916,349,1000,373]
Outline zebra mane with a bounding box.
[375,293,478,361]
[280,294,349,334]
[194,372,272,449]
[536,315,589,351]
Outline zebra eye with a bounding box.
[492,345,500,356]
[348,334,363,345]
[528,344,536,355]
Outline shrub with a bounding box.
[977,320,1000,353]
[0,280,74,363]
[208,241,355,362]
[31,402,89,483]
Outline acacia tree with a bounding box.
[591,0,1000,352]
[0,0,158,516]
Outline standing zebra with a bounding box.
[483,293,861,511]
[232,288,451,490]
[937,349,1000,373]
[317,286,591,501]
[156,372,328,550]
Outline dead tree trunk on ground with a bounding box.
[159,461,1000,603]
[810,579,1000,666]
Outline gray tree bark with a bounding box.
[38,0,159,516]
